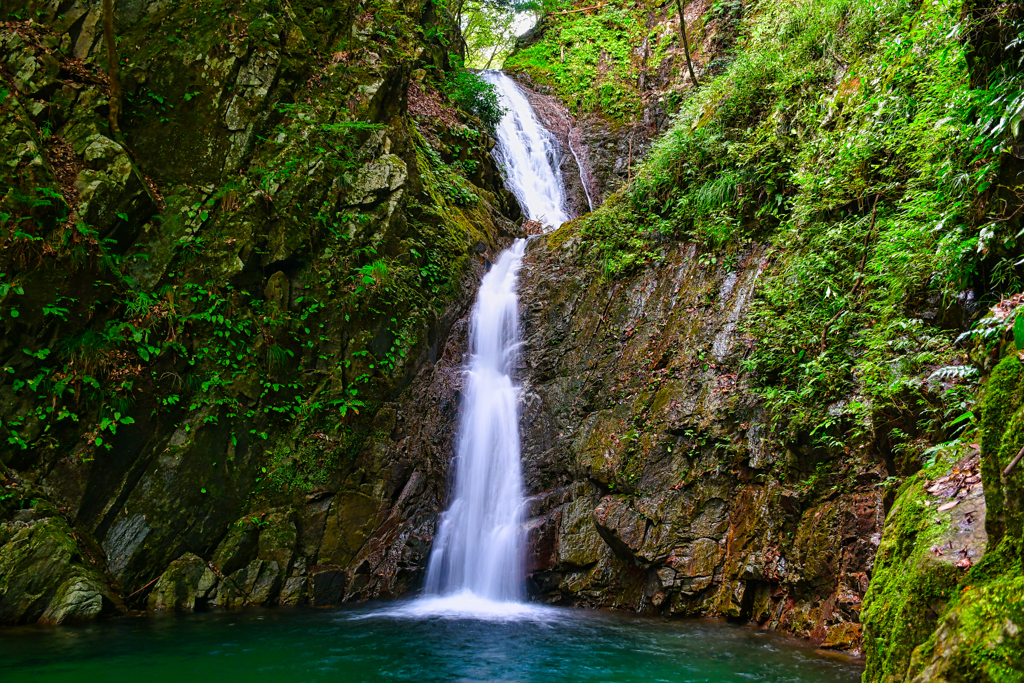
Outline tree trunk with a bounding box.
[674,0,699,88]
[483,45,500,70]
[103,0,122,139]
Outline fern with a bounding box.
[927,365,978,382]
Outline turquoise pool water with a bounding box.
[0,602,863,683]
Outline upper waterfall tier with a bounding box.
[482,70,570,229]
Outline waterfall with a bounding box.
[415,70,570,615]
[481,70,570,229]
[423,239,528,603]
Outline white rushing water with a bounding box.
[481,70,570,229]
[405,71,572,619]
[422,239,528,605]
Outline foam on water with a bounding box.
[368,591,560,622]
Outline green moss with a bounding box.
[864,351,1024,682]
[861,464,962,682]
[981,355,1024,542]
[906,541,1024,681]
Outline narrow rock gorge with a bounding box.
[2,0,1023,681]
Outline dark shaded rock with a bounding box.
[212,523,260,577]
[225,559,282,606]
[309,567,347,606]
[0,515,120,625]
[147,553,219,612]
[593,496,647,564]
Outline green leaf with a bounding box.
[95,437,103,446]
[200,488,207,494]
[1015,314,1024,350]
[948,411,974,427]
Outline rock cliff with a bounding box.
[0,0,519,623]
[504,0,1024,678]
[514,226,882,653]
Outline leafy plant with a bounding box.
[443,66,505,132]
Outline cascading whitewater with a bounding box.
[423,240,528,603]
[481,70,570,229]
[419,71,570,611]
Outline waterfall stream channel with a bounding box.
[0,71,864,683]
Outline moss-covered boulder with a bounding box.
[0,510,120,624]
[861,454,984,681]
[147,553,220,612]
[863,352,1024,681]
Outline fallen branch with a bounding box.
[102,0,122,138]
[674,0,699,87]
[126,574,162,599]
[1004,444,1024,477]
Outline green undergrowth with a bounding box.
[563,0,1024,457]
[505,2,655,121]
[0,3,506,500]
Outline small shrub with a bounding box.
[444,69,505,132]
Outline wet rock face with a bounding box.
[514,231,889,650]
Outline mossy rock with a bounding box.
[0,515,119,625]
[861,469,964,682]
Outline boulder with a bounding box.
[148,553,219,612]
